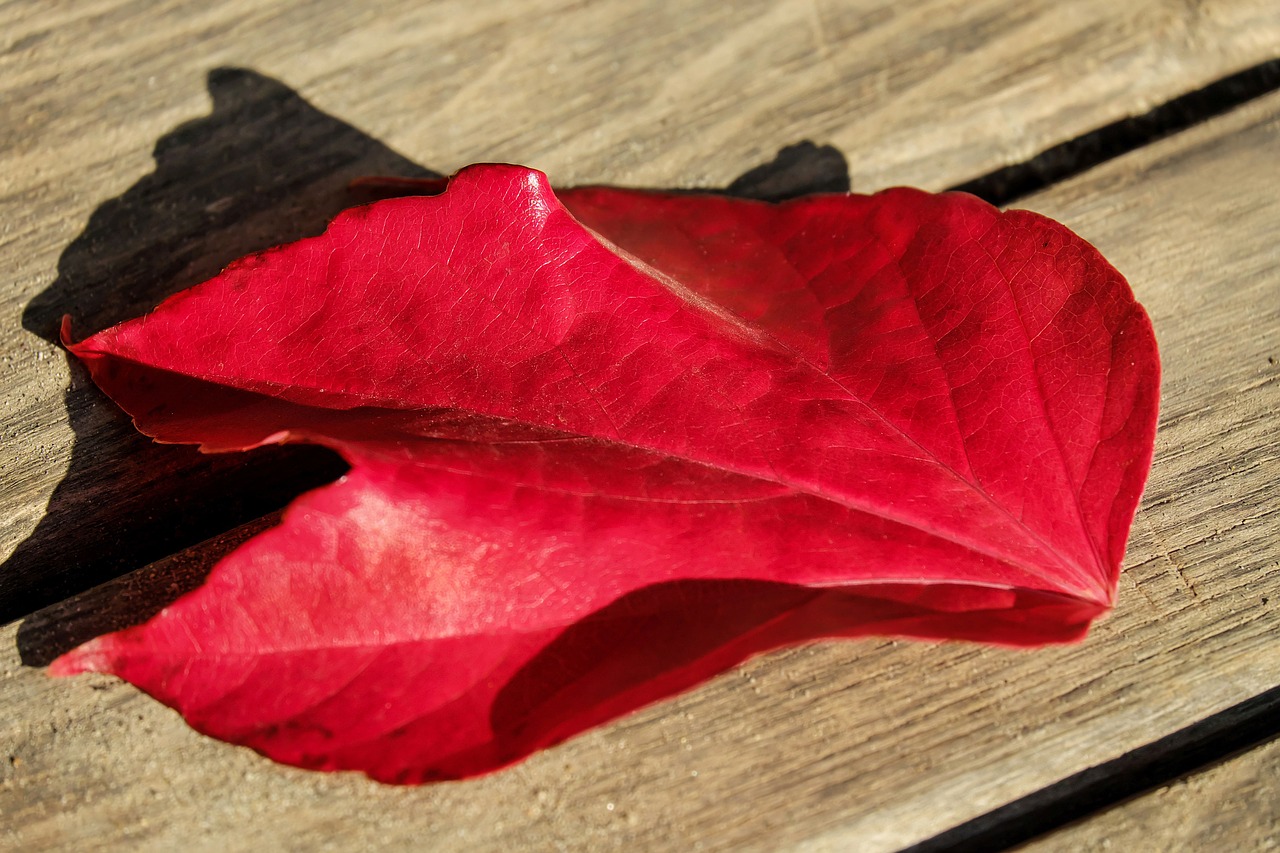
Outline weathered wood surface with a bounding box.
[3,65,1277,853]
[1021,737,1280,851]
[3,0,1279,619]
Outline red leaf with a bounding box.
[51,164,1159,782]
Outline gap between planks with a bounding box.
[1017,732,1280,852]
[904,685,1280,851]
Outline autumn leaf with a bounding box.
[51,164,1160,783]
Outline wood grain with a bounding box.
[3,71,1278,853]
[1020,737,1280,851]
[3,0,1279,617]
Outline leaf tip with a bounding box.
[48,638,115,677]
[58,314,101,362]
[455,162,554,200]
[58,314,77,349]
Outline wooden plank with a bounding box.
[3,0,1280,618]
[3,70,1279,853]
[1022,738,1280,852]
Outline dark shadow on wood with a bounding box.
[899,684,1280,853]
[16,517,276,666]
[950,57,1280,206]
[721,140,850,199]
[4,68,439,622]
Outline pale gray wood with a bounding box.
[3,0,1279,616]
[2,68,1278,853]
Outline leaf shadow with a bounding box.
[7,68,431,626]
[13,65,850,665]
